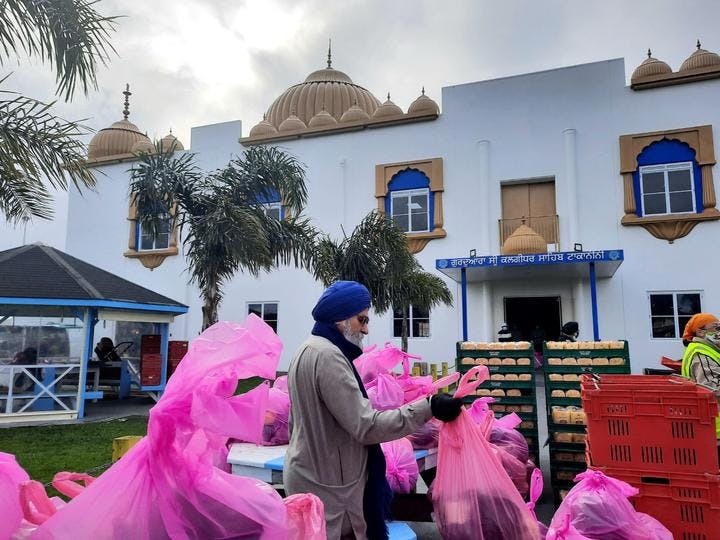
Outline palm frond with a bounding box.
[0,89,94,221]
[0,0,118,100]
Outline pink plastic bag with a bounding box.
[431,366,539,540]
[263,387,291,445]
[367,372,405,410]
[527,468,549,537]
[0,452,30,538]
[407,419,440,449]
[354,343,415,384]
[547,470,672,540]
[284,493,326,540]
[273,375,288,394]
[381,438,419,494]
[33,316,290,540]
[51,472,95,499]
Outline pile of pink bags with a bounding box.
[547,469,672,540]
[262,377,290,446]
[431,365,540,540]
[0,316,327,540]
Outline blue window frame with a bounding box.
[256,190,284,220]
[633,139,703,217]
[384,169,434,233]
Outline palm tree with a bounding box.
[129,144,317,330]
[313,211,453,351]
[0,0,117,222]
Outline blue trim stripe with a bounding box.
[0,297,187,313]
[589,262,600,340]
[461,268,468,342]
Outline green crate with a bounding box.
[542,340,630,359]
[479,380,535,389]
[547,422,586,433]
[549,441,587,453]
[543,380,584,390]
[546,396,582,407]
[457,343,534,358]
[544,364,630,374]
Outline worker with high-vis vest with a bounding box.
[681,313,720,438]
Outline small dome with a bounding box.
[278,112,307,132]
[158,132,184,152]
[131,139,155,154]
[304,67,354,84]
[88,119,150,160]
[249,116,278,137]
[631,49,672,81]
[340,101,371,123]
[679,41,720,72]
[408,88,439,115]
[372,94,404,119]
[501,224,548,255]
[308,107,339,128]
[87,84,150,160]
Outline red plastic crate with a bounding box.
[592,466,720,540]
[581,374,719,474]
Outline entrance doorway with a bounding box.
[504,296,562,352]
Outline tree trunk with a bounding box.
[401,308,409,353]
[201,287,220,331]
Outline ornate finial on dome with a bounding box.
[697,39,702,49]
[327,38,332,68]
[387,92,391,100]
[647,48,652,58]
[122,84,131,120]
[422,86,425,95]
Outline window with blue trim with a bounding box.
[385,169,433,233]
[136,215,171,251]
[256,190,284,220]
[634,139,703,217]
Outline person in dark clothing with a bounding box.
[559,322,579,342]
[498,323,512,343]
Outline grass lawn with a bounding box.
[0,416,148,492]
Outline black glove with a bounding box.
[430,393,463,422]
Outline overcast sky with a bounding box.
[4,0,720,248]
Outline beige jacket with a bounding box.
[284,335,432,539]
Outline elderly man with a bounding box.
[681,313,720,438]
[284,280,461,540]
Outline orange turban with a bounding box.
[682,313,720,342]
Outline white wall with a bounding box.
[62,58,720,372]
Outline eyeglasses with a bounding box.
[356,315,370,326]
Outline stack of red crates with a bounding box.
[581,374,720,539]
[168,340,188,378]
[140,334,162,386]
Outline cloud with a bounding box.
[5,0,720,149]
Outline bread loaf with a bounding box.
[501,358,516,366]
[592,357,609,366]
[609,357,625,365]
[506,389,521,397]
[549,373,563,381]
[487,357,501,365]
[566,389,581,398]
[490,389,506,397]
[548,358,562,365]
[551,390,566,398]
[518,373,532,381]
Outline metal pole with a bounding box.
[589,262,599,340]
[461,268,468,341]
[78,308,96,418]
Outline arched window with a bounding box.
[375,157,446,253]
[633,139,702,216]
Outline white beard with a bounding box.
[339,320,364,347]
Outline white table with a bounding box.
[227,442,438,485]
[227,443,438,540]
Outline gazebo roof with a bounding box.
[0,244,187,314]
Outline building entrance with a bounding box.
[504,296,562,352]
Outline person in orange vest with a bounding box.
[681,313,720,438]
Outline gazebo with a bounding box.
[0,244,187,423]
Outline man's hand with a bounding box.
[430,393,463,422]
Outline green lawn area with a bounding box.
[0,416,148,491]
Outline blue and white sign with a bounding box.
[436,249,624,270]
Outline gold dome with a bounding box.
[308,107,339,128]
[408,88,439,115]
[249,115,278,137]
[131,139,155,154]
[278,112,307,132]
[372,93,404,119]
[501,224,548,255]
[158,132,184,152]
[679,40,720,72]
[87,84,150,160]
[263,46,381,129]
[631,49,672,81]
[340,100,370,123]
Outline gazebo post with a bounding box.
[78,308,97,418]
[159,322,170,392]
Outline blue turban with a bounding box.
[312,280,371,323]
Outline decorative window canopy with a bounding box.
[619,125,719,243]
[124,198,179,269]
[375,158,446,253]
